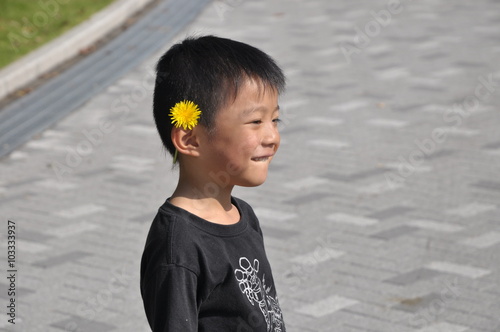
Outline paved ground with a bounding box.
[1,0,500,331]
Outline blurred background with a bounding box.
[1,0,499,331]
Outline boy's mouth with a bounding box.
[251,155,273,162]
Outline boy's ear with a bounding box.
[171,127,200,158]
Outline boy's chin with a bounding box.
[236,175,268,187]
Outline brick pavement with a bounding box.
[1,0,499,331]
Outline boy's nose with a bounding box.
[262,123,280,147]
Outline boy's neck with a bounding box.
[169,169,240,225]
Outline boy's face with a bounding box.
[199,79,280,187]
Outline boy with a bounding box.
[140,35,286,331]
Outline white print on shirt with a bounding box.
[234,257,284,332]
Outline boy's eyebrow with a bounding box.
[242,105,280,115]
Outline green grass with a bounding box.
[0,0,116,69]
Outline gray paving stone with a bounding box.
[406,220,463,233]
[295,295,358,318]
[327,213,379,226]
[392,292,444,313]
[461,232,500,249]
[32,251,92,268]
[446,202,497,218]
[385,268,441,286]
[261,226,299,240]
[426,261,491,279]
[414,322,469,332]
[371,225,419,240]
[321,167,389,183]
[472,180,500,192]
[367,206,414,220]
[283,192,334,205]
[17,229,53,243]
[76,167,111,178]
[424,149,456,160]
[0,284,35,299]
[108,175,147,186]
[482,140,500,149]
[128,213,157,224]
[4,177,42,188]
[51,315,116,331]
[0,192,36,205]
[320,172,354,182]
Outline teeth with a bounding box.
[252,157,269,161]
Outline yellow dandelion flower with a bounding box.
[169,100,201,130]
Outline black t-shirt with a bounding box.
[140,196,286,331]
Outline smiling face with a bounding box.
[198,78,281,187]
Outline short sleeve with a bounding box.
[142,264,199,331]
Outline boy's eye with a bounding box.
[248,118,281,125]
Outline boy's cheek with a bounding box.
[237,135,259,150]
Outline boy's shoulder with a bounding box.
[142,196,263,273]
